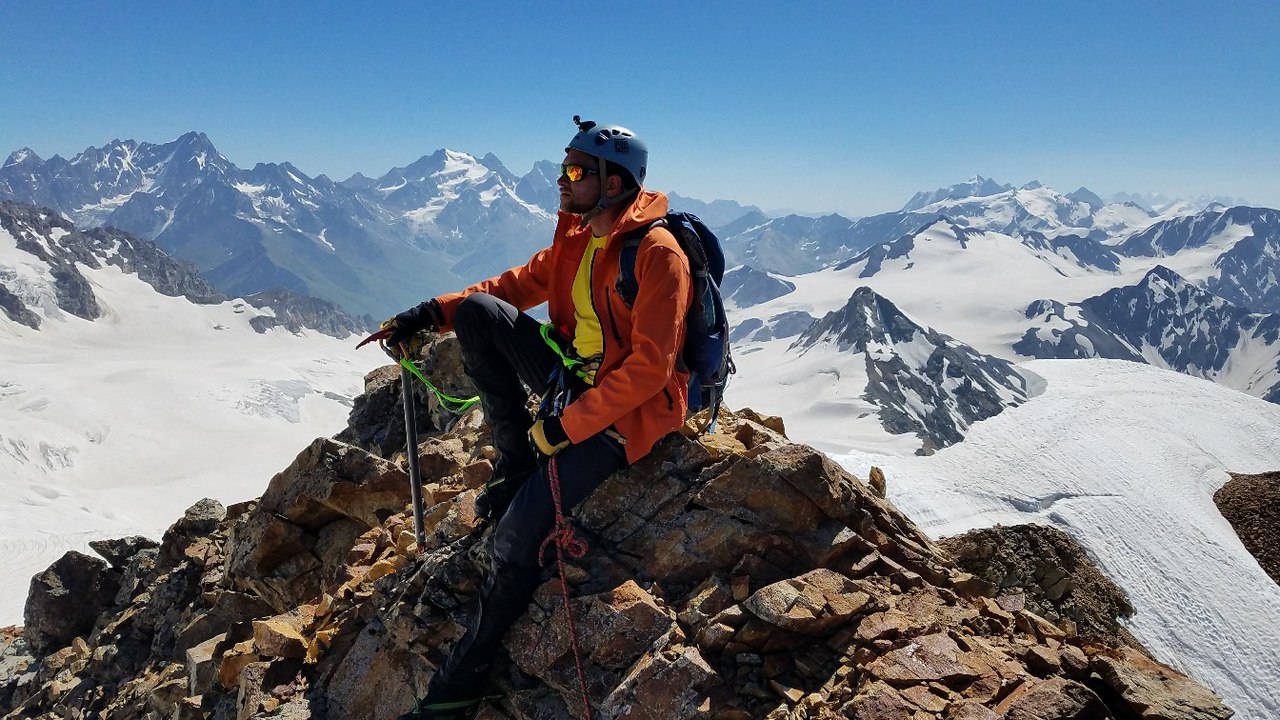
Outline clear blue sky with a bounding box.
[4,1,1278,216]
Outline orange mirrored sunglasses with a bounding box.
[559,163,600,182]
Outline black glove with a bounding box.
[529,416,571,456]
[385,299,443,349]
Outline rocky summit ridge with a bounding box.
[0,336,1232,719]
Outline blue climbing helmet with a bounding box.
[566,115,647,188]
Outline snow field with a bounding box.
[827,360,1280,718]
[0,262,380,625]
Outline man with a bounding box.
[388,117,692,718]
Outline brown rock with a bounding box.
[1059,644,1090,677]
[980,597,1014,625]
[185,632,226,696]
[697,431,749,459]
[947,700,1001,719]
[260,437,410,529]
[842,681,917,719]
[856,610,914,642]
[509,580,674,678]
[1215,471,1280,585]
[1091,645,1233,720]
[1001,677,1109,719]
[252,616,307,659]
[217,639,258,690]
[867,632,982,686]
[900,684,949,712]
[1021,645,1062,676]
[597,644,723,720]
[1015,609,1066,641]
[678,575,735,632]
[743,569,872,636]
[869,466,887,498]
[735,407,787,436]
[690,451,827,534]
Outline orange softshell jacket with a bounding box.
[433,191,693,464]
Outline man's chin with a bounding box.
[560,199,593,215]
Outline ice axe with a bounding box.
[356,326,428,553]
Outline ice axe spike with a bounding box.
[399,359,428,553]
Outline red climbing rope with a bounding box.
[538,456,593,720]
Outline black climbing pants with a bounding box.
[426,293,626,703]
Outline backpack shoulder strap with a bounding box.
[617,217,669,305]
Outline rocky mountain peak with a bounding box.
[0,334,1233,719]
[793,288,1029,451]
[901,176,1014,213]
[4,148,43,168]
[0,201,361,337]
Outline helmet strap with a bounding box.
[577,155,638,228]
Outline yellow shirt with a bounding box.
[571,234,609,382]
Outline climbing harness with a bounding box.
[539,323,597,381]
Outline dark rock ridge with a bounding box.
[721,265,796,308]
[1015,266,1280,403]
[938,525,1144,651]
[0,336,1233,719]
[1214,471,1280,587]
[730,310,816,344]
[793,287,1030,452]
[0,200,364,338]
[245,288,371,338]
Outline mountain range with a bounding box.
[6,130,1280,426]
[1,134,553,318]
[725,199,1280,428]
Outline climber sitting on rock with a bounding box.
[383,117,692,718]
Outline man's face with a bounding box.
[559,150,601,214]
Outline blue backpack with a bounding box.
[616,212,735,430]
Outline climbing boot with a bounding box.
[473,464,534,521]
[395,697,483,719]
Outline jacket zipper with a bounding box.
[604,287,623,348]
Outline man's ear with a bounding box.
[605,174,624,198]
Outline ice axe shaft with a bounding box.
[400,362,428,552]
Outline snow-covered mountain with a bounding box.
[0,201,365,337]
[1119,206,1280,314]
[730,196,1280,401]
[1108,189,1247,215]
[1016,266,1280,402]
[900,175,1013,212]
[719,178,1171,277]
[0,134,555,318]
[792,287,1029,452]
